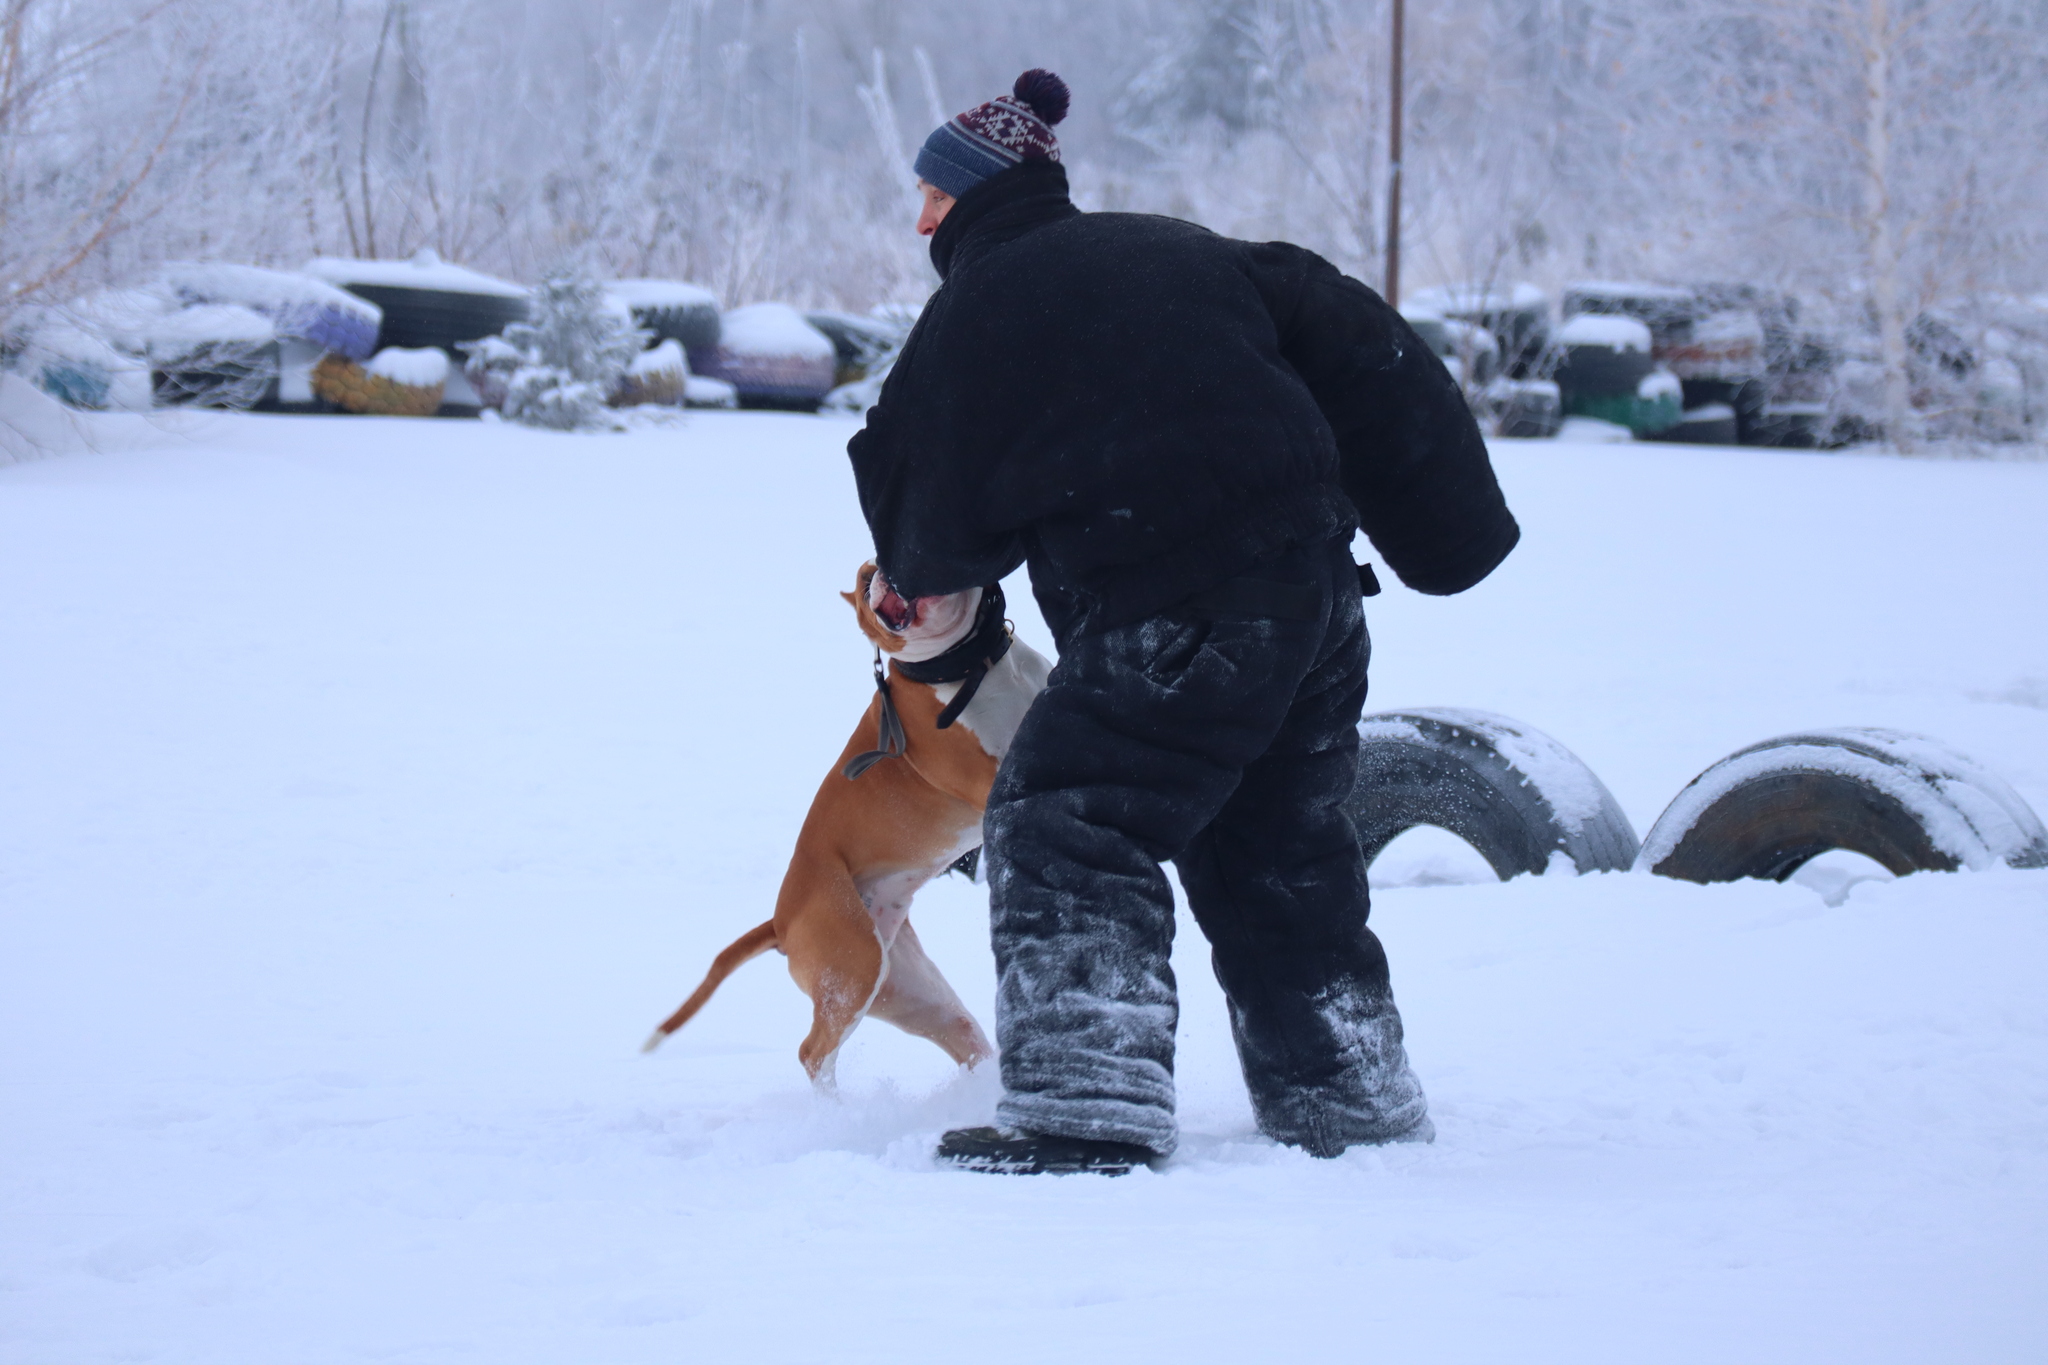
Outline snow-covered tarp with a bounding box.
[162,262,382,360]
[145,304,276,357]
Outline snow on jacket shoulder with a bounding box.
[846,162,1517,625]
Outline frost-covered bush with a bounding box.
[479,273,646,431]
[822,305,919,413]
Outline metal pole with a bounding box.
[1385,0,1405,307]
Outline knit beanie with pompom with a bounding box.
[914,69,1070,199]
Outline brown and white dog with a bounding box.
[643,562,1051,1084]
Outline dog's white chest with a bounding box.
[934,640,1051,760]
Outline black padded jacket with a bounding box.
[846,162,1519,628]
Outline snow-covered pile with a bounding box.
[363,345,450,388]
[5,313,151,411]
[696,303,837,408]
[613,338,738,411]
[7,288,174,411]
[625,338,687,379]
[1557,313,1653,352]
[613,339,688,407]
[1637,368,1683,401]
[2,417,2045,1360]
[718,302,835,362]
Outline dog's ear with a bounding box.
[845,561,877,610]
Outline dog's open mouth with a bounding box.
[869,573,917,634]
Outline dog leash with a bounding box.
[842,649,909,780]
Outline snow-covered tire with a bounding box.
[630,301,721,358]
[1351,708,1640,879]
[1639,729,2048,883]
[1553,343,1654,398]
[804,311,904,387]
[1492,379,1563,438]
[150,341,279,410]
[1686,377,1770,443]
[699,303,836,410]
[336,285,527,352]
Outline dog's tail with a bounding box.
[641,920,780,1053]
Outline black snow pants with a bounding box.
[984,533,1430,1157]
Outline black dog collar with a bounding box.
[892,582,1012,729]
[843,582,1012,780]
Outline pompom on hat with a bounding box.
[914,69,1069,199]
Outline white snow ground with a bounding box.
[2,403,2045,1363]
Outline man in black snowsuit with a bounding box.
[849,71,1519,1173]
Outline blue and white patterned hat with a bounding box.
[914,70,1070,199]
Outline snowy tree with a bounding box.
[487,271,645,430]
[5,0,2044,450]
[0,0,196,333]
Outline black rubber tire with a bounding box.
[1679,377,1737,409]
[333,284,528,352]
[1681,375,1770,435]
[1553,342,1655,398]
[1639,728,2048,883]
[735,393,823,413]
[629,301,721,356]
[1646,405,1739,444]
[1493,383,1563,438]
[150,340,279,410]
[1351,708,1640,880]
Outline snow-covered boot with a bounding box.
[935,1126,1158,1176]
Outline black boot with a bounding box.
[935,1126,1159,1176]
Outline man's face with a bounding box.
[916,180,955,237]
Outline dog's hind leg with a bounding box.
[642,920,779,1052]
[868,920,994,1069]
[781,875,888,1089]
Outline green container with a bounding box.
[1563,370,1684,435]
